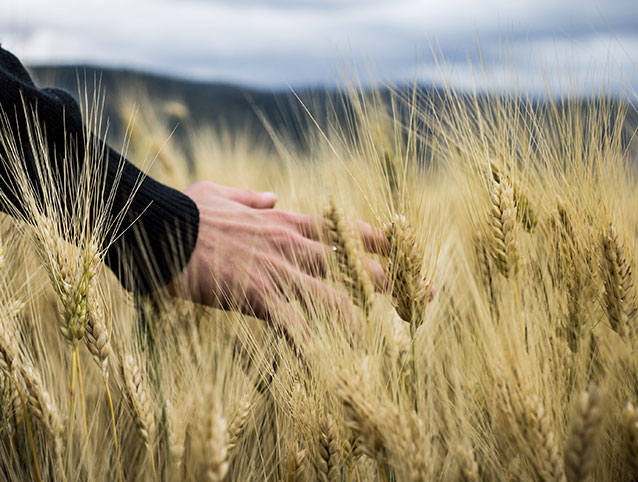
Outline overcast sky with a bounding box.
[2,0,637,93]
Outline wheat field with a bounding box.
[0,79,636,481]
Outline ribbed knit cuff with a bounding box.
[103,147,200,294]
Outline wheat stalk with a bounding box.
[523,395,566,482]
[0,309,21,377]
[20,364,65,468]
[203,390,229,482]
[324,200,374,313]
[0,300,25,424]
[564,387,602,482]
[37,217,100,348]
[122,355,155,450]
[488,160,536,231]
[457,445,479,482]
[337,370,386,459]
[287,442,308,482]
[405,411,427,482]
[316,417,341,482]
[84,285,110,374]
[488,176,518,278]
[166,399,186,472]
[385,215,430,327]
[474,234,495,302]
[622,402,638,475]
[600,224,637,339]
[226,394,252,458]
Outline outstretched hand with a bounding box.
[167,181,388,342]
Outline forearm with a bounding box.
[0,45,199,293]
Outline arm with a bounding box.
[0,44,199,294]
[0,45,388,344]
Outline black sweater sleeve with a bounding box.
[0,45,199,294]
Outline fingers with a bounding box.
[271,232,329,277]
[266,212,388,291]
[284,269,365,347]
[364,258,387,290]
[222,185,278,209]
[261,298,311,353]
[244,277,311,353]
[283,212,390,255]
[287,213,329,241]
[356,220,390,255]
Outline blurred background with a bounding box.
[2,0,637,148]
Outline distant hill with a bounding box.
[28,65,638,158]
[28,65,348,150]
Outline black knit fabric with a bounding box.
[0,45,200,294]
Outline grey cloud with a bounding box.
[1,0,636,92]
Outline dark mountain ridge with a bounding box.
[29,65,638,157]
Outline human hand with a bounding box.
[167,181,389,344]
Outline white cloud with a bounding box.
[1,0,637,92]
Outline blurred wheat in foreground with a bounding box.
[0,80,636,481]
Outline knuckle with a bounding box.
[267,226,302,247]
[194,180,214,191]
[268,209,298,225]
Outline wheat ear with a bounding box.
[324,200,374,313]
[474,234,495,300]
[0,303,28,426]
[0,292,51,445]
[524,395,566,482]
[20,364,65,468]
[457,445,479,482]
[166,399,186,472]
[337,370,385,459]
[227,394,252,458]
[622,402,638,475]
[84,285,110,374]
[564,388,602,482]
[122,355,155,450]
[488,176,518,278]
[0,308,21,377]
[203,390,229,482]
[287,442,308,482]
[385,215,429,327]
[488,160,536,231]
[316,417,341,482]
[600,224,637,339]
